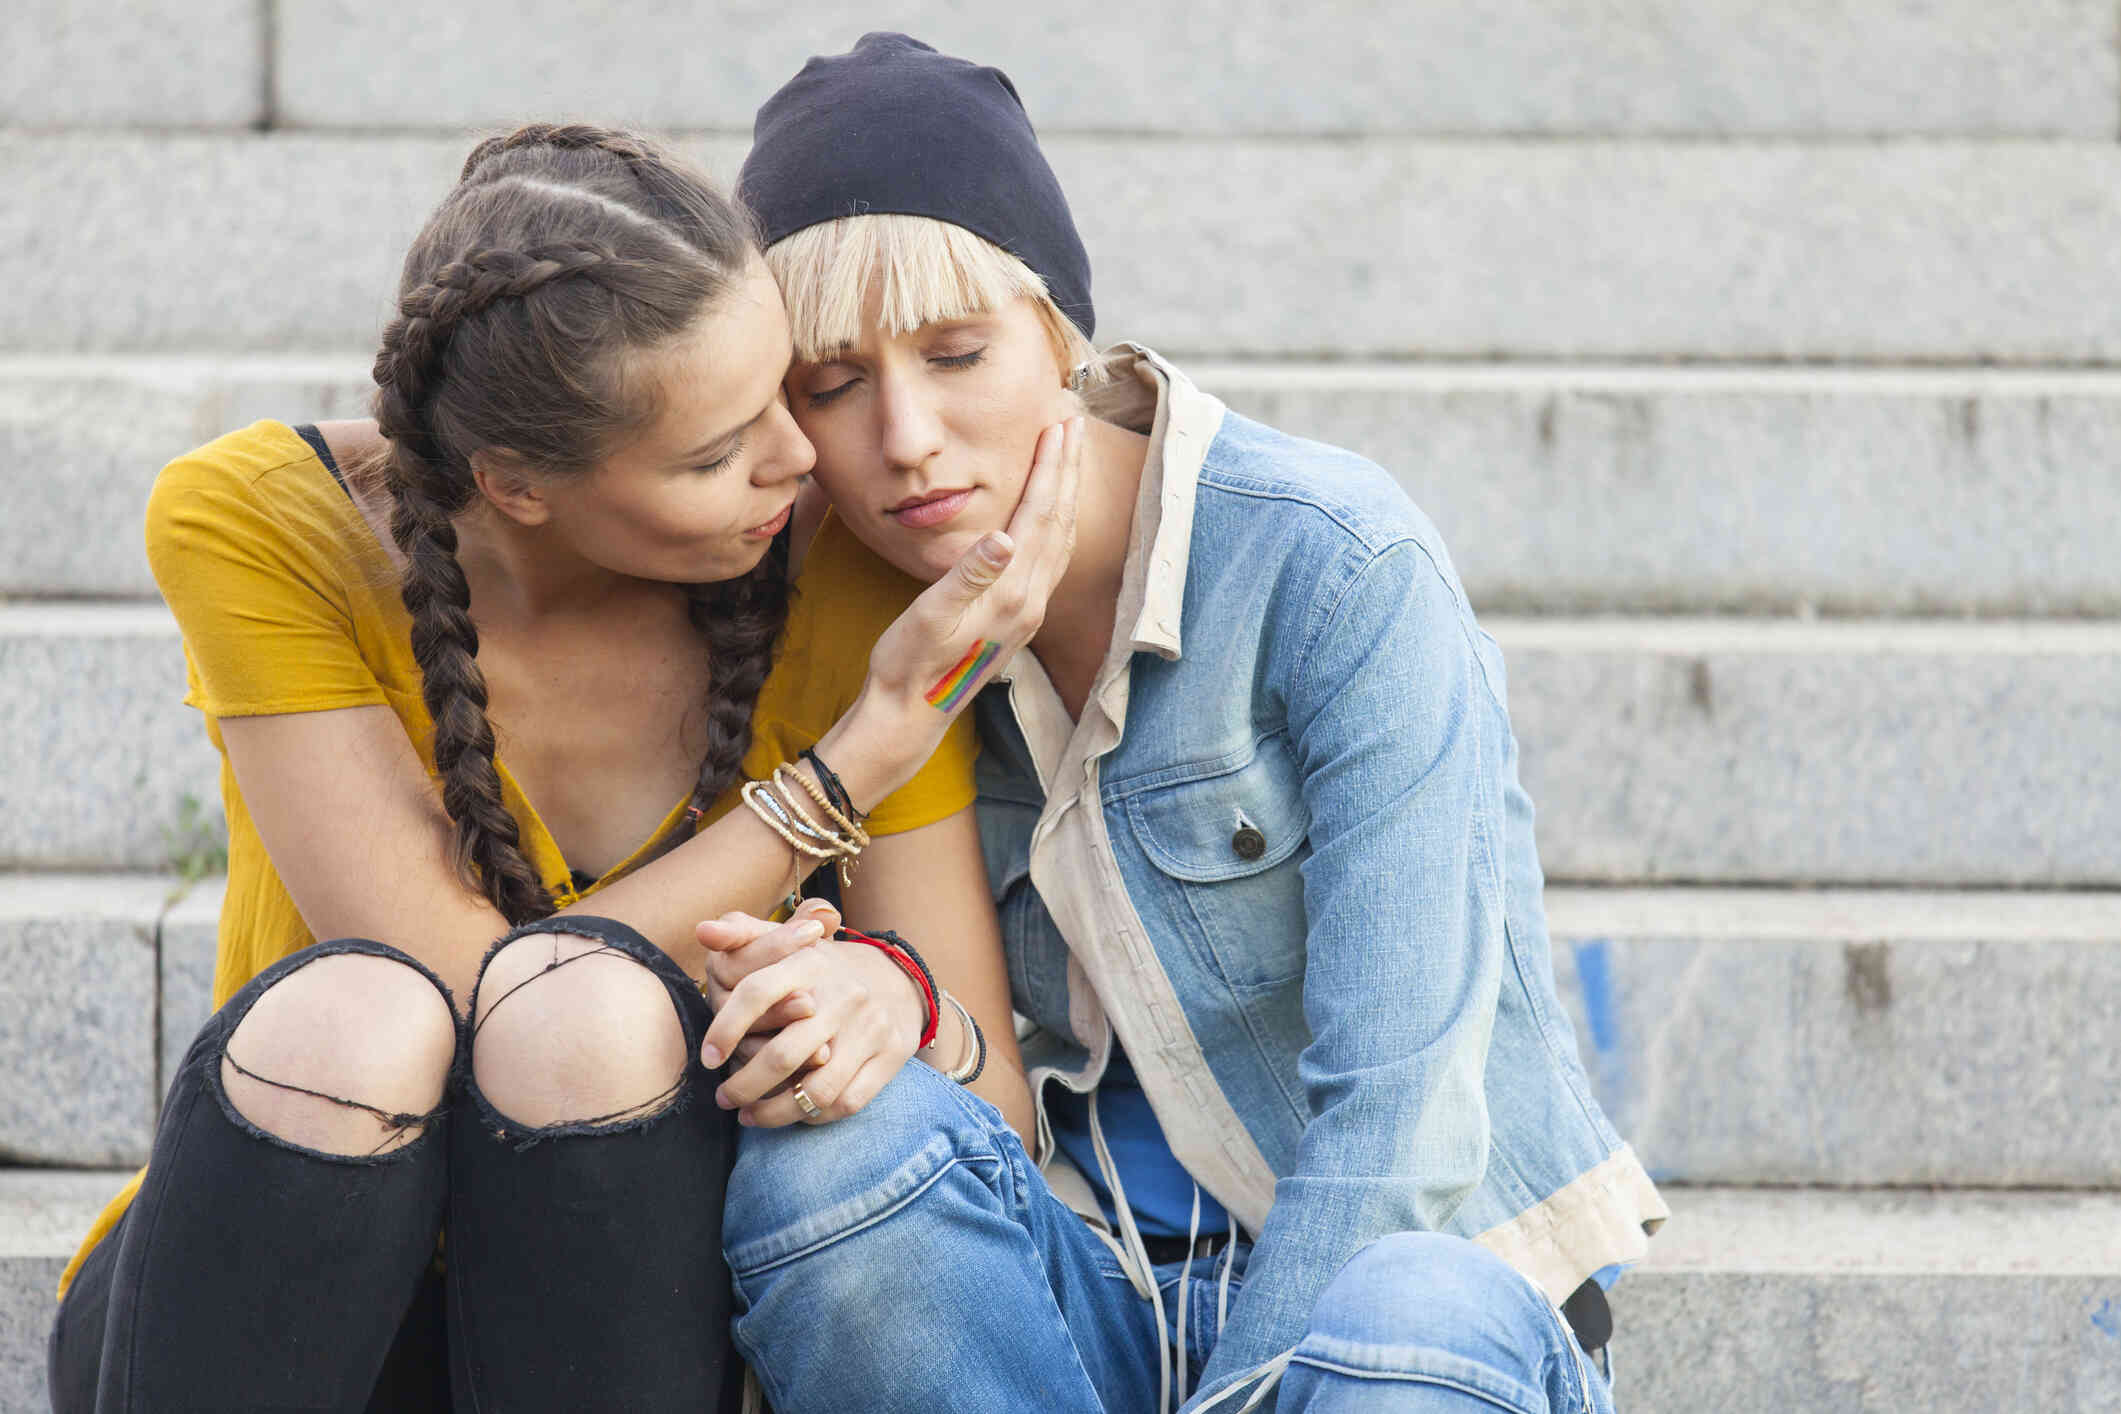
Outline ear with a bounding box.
[470,448,552,527]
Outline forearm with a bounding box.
[564,688,934,971]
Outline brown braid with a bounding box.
[368,124,778,924]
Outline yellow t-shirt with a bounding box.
[61,420,975,1294]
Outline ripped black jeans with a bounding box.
[49,917,743,1413]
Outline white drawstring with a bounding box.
[1089,1089,1173,1414]
[1173,1184,1203,1406]
[1186,1349,1295,1413]
[1216,1227,1238,1335]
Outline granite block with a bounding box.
[1614,1187,2121,1413]
[11,358,2121,614]
[1201,364,2121,617]
[0,606,221,871]
[1498,618,2121,886]
[0,1170,139,1409]
[0,1254,68,1409]
[274,1,2114,138]
[1547,888,2121,1184]
[0,357,376,599]
[22,136,2121,361]
[6,0,262,127]
[0,878,168,1166]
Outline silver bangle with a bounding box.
[938,991,987,1085]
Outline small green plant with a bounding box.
[163,792,228,896]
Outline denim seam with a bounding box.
[1504,916,1624,1145]
[1194,462,1409,560]
[1283,1353,1543,1413]
[728,1148,1004,1277]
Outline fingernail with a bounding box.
[793,920,824,943]
[700,1045,723,1069]
[980,532,1014,564]
[737,1110,756,1127]
[715,1085,734,1108]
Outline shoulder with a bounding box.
[146,420,344,554]
[1194,409,1471,615]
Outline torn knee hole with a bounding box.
[218,950,456,1157]
[470,942,690,1136]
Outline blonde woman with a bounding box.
[706,35,1665,1414]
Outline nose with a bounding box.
[754,390,817,485]
[875,368,946,473]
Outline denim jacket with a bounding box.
[973,346,1666,1405]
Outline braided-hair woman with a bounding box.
[48,123,1076,1412]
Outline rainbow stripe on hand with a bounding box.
[925,640,1003,712]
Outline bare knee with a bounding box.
[222,952,456,1156]
[470,932,687,1132]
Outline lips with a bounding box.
[886,489,973,530]
[745,500,794,538]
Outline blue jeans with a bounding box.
[723,1063,1613,1413]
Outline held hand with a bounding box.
[698,938,927,1127]
[866,415,1083,727]
[696,900,840,1067]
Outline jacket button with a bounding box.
[1232,825,1267,861]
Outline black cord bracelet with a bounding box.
[800,747,866,824]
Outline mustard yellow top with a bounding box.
[61,420,975,1294]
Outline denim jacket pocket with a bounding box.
[1115,738,1311,990]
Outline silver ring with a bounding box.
[791,1080,823,1122]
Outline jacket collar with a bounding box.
[1079,343,1225,664]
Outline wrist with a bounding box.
[835,928,937,1051]
[818,687,936,815]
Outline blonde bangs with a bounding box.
[765,213,1097,376]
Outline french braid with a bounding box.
[369,125,774,924]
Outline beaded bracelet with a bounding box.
[740,780,837,857]
[742,770,866,890]
[775,764,870,851]
[747,777,837,848]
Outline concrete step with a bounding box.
[8,604,2120,884]
[11,357,2121,616]
[0,1170,132,1411]
[0,877,173,1167]
[0,605,218,873]
[1,1176,2116,1411]
[1497,617,2121,886]
[21,870,2121,1189]
[10,1,261,128]
[1547,888,2121,1185]
[14,3,2113,139]
[1613,1186,2121,1413]
[17,134,2121,360]
[262,2,2113,139]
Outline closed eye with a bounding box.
[804,373,859,408]
[695,434,744,473]
[932,348,985,370]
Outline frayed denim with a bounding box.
[51,920,744,1413]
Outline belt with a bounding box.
[1137,1229,1233,1267]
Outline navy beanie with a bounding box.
[738,32,1095,341]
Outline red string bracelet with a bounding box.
[836,928,940,1050]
